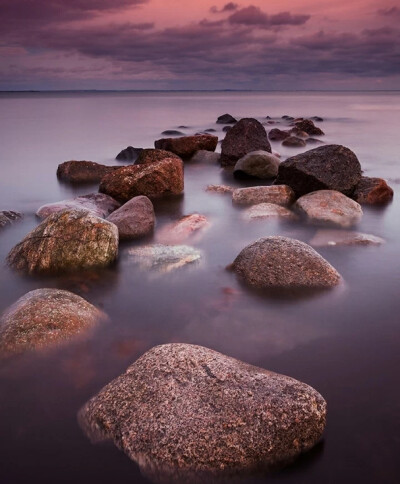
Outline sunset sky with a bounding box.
[0,0,399,90]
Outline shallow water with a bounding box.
[0,91,399,484]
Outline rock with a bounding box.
[220,118,271,167]
[294,119,324,136]
[107,196,155,240]
[309,229,385,247]
[232,186,295,206]
[156,214,209,244]
[127,245,201,273]
[294,190,362,228]
[136,149,181,165]
[116,146,143,162]
[306,138,324,145]
[79,343,326,474]
[311,116,323,122]
[268,128,290,141]
[0,289,106,357]
[205,184,234,194]
[275,144,362,197]
[0,211,22,229]
[161,130,185,136]
[222,126,232,133]
[154,135,218,159]
[99,158,184,203]
[282,115,294,121]
[216,113,237,124]
[204,128,216,133]
[190,150,221,164]
[7,209,118,275]
[231,236,341,289]
[289,128,309,139]
[352,177,394,205]
[243,203,297,221]
[36,193,120,220]
[282,136,307,148]
[57,161,121,184]
[233,151,280,179]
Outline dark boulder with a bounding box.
[282,136,307,148]
[161,130,185,136]
[216,113,237,124]
[294,119,324,136]
[116,146,143,162]
[57,161,121,184]
[154,134,218,159]
[268,128,290,142]
[136,149,181,165]
[352,177,394,205]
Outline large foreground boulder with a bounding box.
[36,193,120,220]
[220,118,271,167]
[231,236,341,290]
[107,196,155,240]
[352,176,394,205]
[154,135,218,159]
[0,289,106,357]
[57,161,121,184]
[275,145,362,197]
[136,149,181,165]
[7,209,118,274]
[79,343,326,474]
[294,190,363,228]
[99,158,184,203]
[232,185,295,206]
[233,151,280,179]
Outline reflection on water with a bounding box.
[0,91,399,484]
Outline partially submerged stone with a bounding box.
[242,203,297,221]
[36,193,120,220]
[189,150,221,164]
[79,343,326,474]
[127,245,201,273]
[154,135,218,159]
[7,209,118,274]
[309,229,385,247]
[231,236,341,289]
[156,214,209,244]
[268,128,290,141]
[294,119,324,136]
[294,190,363,228]
[206,184,234,194]
[0,211,22,229]
[232,185,295,206]
[352,176,394,205]
[136,149,181,165]
[0,289,106,357]
[116,146,143,162]
[57,161,121,184]
[234,150,280,179]
[107,196,155,240]
[216,113,237,124]
[282,136,307,148]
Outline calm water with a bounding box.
[0,91,399,484]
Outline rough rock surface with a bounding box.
[190,150,221,164]
[220,118,271,167]
[0,289,106,357]
[310,229,385,247]
[154,135,218,159]
[36,193,120,220]
[243,203,297,221]
[294,190,363,228]
[116,146,143,162]
[352,177,394,205]
[7,209,118,275]
[234,151,280,179]
[156,214,209,244]
[107,196,155,240]
[128,245,201,273]
[206,184,234,194]
[232,186,295,206]
[216,113,237,124]
[231,236,341,289]
[0,211,22,229]
[79,343,327,474]
[57,161,121,184]
[282,136,307,148]
[99,158,184,203]
[135,149,181,165]
[268,129,290,141]
[294,120,324,136]
[275,145,362,197]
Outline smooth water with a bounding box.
[0,91,399,484]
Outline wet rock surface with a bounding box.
[36,193,120,220]
[232,185,295,206]
[116,146,143,162]
[99,158,184,203]
[135,149,181,165]
[57,161,121,184]
[231,236,341,289]
[107,196,155,240]
[79,343,326,473]
[156,214,209,244]
[0,289,106,357]
[295,190,363,228]
[233,151,280,179]
[127,245,201,273]
[275,144,362,197]
[309,229,385,247]
[220,118,271,167]
[242,203,297,221]
[7,209,119,274]
[352,176,394,205]
[0,210,22,228]
[154,135,218,159]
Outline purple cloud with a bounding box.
[210,3,239,14]
[228,6,310,28]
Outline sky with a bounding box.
[0,0,399,90]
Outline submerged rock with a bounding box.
[234,150,280,179]
[135,149,181,166]
[116,146,143,162]
[99,158,184,203]
[7,209,118,275]
[154,135,218,159]
[161,130,185,136]
[216,113,237,124]
[294,190,363,228]
[36,193,120,220]
[79,343,326,474]
[57,161,121,184]
[206,184,234,194]
[220,118,271,167]
[231,236,341,289]
[232,186,295,206]
[0,211,22,229]
[127,245,201,273]
[189,150,221,164]
[282,136,307,148]
[0,289,106,357]
[156,214,209,244]
[309,229,385,247]
[275,145,362,197]
[352,177,394,205]
[107,196,155,240]
[243,203,297,221]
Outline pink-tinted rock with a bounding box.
[268,128,290,141]
[156,214,209,244]
[154,135,218,159]
[242,203,297,221]
[136,149,181,165]
[352,177,394,205]
[232,185,295,206]
[206,184,234,194]
[107,196,155,240]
